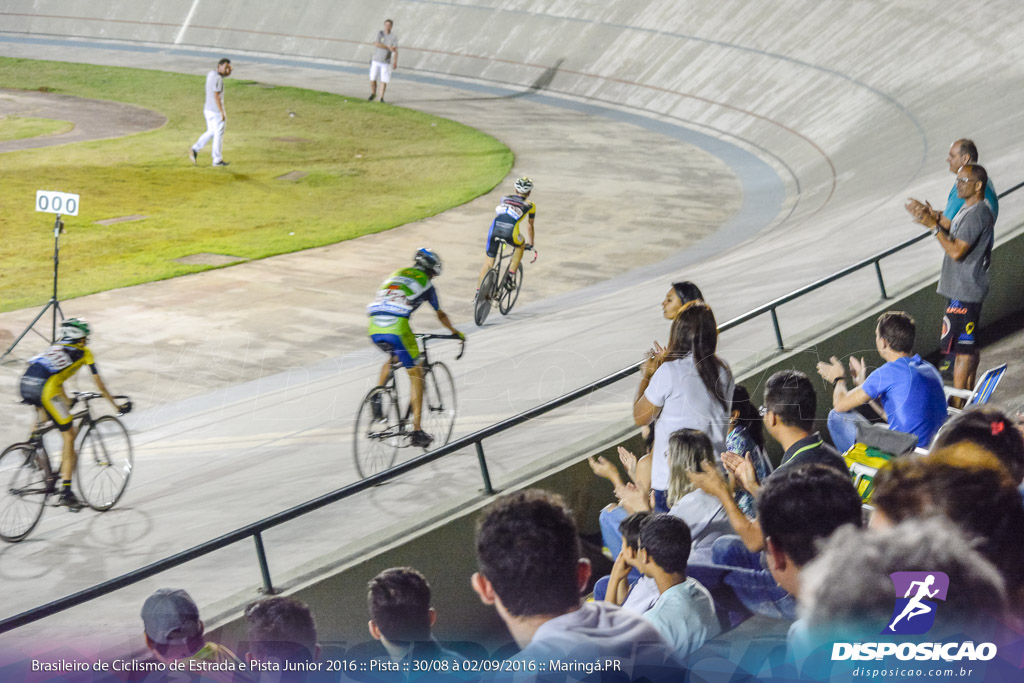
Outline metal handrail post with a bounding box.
[770,308,784,350]
[253,532,276,595]
[475,441,495,494]
[874,260,889,299]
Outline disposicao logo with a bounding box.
[885,572,949,635]
[831,571,998,662]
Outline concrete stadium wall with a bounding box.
[204,222,1024,652]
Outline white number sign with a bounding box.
[35,190,80,216]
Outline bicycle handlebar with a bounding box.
[414,333,466,360]
[71,392,133,415]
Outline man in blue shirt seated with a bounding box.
[817,310,947,453]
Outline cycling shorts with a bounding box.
[19,372,74,432]
[485,216,525,258]
[368,316,421,369]
[940,299,982,356]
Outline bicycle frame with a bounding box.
[381,334,463,424]
[29,392,129,471]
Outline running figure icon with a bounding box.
[887,574,939,632]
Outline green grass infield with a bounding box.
[0,58,513,312]
[0,115,74,142]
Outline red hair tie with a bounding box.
[992,421,1005,436]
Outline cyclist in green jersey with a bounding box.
[367,249,464,448]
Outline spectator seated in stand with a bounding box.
[597,511,660,613]
[589,424,654,560]
[870,444,1024,612]
[816,311,947,454]
[726,384,773,517]
[614,429,731,564]
[367,567,468,669]
[244,596,319,682]
[932,405,1024,484]
[140,588,245,678]
[636,514,720,659]
[471,489,682,677]
[690,370,847,556]
[695,463,863,623]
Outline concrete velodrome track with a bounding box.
[2,0,1024,660]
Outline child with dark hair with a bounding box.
[245,596,319,681]
[601,511,660,613]
[726,384,773,515]
[636,514,720,658]
[932,405,1024,483]
[368,567,466,668]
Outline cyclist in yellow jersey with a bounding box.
[476,177,536,297]
[18,318,125,511]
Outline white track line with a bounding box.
[173,0,201,45]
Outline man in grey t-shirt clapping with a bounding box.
[190,58,232,167]
[368,20,398,103]
[908,164,995,402]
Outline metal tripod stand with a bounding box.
[0,214,65,363]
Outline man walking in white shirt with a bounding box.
[368,20,398,103]
[190,58,232,167]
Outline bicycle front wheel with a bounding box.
[475,270,497,327]
[76,416,134,511]
[421,362,457,448]
[498,264,524,315]
[0,443,48,543]
[353,387,401,479]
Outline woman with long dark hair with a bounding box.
[633,301,734,511]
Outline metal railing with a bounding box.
[2,180,1021,635]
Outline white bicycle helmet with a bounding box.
[514,177,534,194]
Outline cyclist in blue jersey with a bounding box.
[367,249,464,448]
[476,177,536,298]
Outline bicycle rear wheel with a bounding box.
[353,387,401,478]
[475,270,497,327]
[498,264,524,315]
[421,362,457,448]
[76,416,134,511]
[0,443,48,543]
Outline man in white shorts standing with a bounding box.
[368,20,398,103]
[190,58,232,167]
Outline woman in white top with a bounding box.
[633,301,734,511]
[617,428,731,564]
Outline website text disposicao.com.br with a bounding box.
[852,666,978,678]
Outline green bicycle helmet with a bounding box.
[60,317,91,341]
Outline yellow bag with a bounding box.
[843,443,895,503]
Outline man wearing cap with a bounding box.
[142,588,246,679]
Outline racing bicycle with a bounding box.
[0,392,134,543]
[353,334,465,479]
[474,243,536,326]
